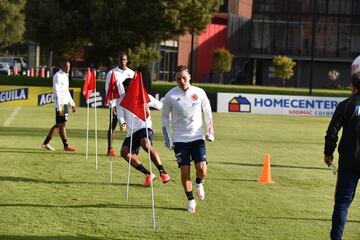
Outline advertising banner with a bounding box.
[217,92,346,117]
[0,85,80,106]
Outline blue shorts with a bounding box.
[55,104,69,124]
[122,128,154,154]
[174,140,207,167]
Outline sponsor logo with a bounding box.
[86,91,103,107]
[191,94,198,102]
[175,152,182,164]
[0,88,28,103]
[356,106,360,116]
[228,95,251,113]
[38,90,74,106]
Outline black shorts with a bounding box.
[55,104,69,124]
[122,128,154,154]
[174,140,207,167]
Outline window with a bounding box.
[338,17,351,57]
[351,18,360,54]
[328,0,340,14]
[324,17,338,56]
[339,0,352,14]
[262,15,276,53]
[287,16,301,55]
[274,15,288,53]
[300,16,313,55]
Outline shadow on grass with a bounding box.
[0,127,109,139]
[213,162,328,171]
[207,177,256,182]
[0,147,104,157]
[0,235,120,240]
[262,216,360,223]
[0,203,184,212]
[0,176,142,187]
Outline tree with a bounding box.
[25,0,91,59]
[0,0,26,54]
[211,48,234,84]
[127,43,161,91]
[25,0,222,88]
[25,0,222,64]
[272,55,296,87]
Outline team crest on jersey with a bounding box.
[191,94,198,102]
[175,152,182,164]
[355,105,360,116]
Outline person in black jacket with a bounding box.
[324,55,360,240]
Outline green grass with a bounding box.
[0,106,359,240]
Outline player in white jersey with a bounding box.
[105,52,135,156]
[41,59,77,152]
[161,65,214,213]
[116,78,171,187]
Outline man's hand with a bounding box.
[72,105,76,113]
[112,106,117,116]
[324,155,334,167]
[120,123,126,132]
[205,134,215,142]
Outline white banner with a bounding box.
[217,92,346,117]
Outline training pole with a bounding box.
[85,101,89,159]
[109,107,113,184]
[125,114,134,201]
[143,103,156,230]
[95,89,98,170]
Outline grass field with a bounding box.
[0,106,359,240]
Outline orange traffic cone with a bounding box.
[258,153,274,184]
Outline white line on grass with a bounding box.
[3,106,22,127]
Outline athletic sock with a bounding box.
[195,177,203,184]
[43,136,52,145]
[156,164,167,174]
[62,138,68,148]
[135,164,150,175]
[186,191,194,200]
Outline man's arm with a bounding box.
[324,101,345,166]
[148,95,163,110]
[116,104,126,132]
[161,95,173,150]
[201,90,214,142]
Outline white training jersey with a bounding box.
[53,69,75,109]
[117,94,162,137]
[161,85,214,146]
[105,66,135,108]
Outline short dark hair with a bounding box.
[351,74,360,91]
[123,78,132,87]
[55,56,69,66]
[175,65,188,73]
[118,52,128,59]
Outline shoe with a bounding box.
[41,143,55,151]
[107,148,116,157]
[64,146,76,152]
[195,183,205,200]
[144,173,156,187]
[187,199,196,213]
[160,173,171,184]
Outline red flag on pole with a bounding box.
[120,72,150,121]
[105,71,120,106]
[82,68,95,100]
